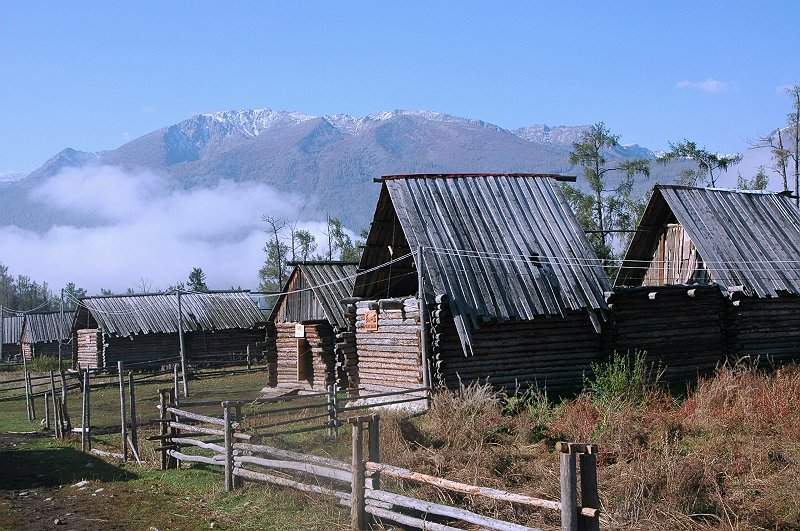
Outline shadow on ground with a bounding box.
[0,433,137,490]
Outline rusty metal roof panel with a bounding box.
[24,312,73,344]
[1,315,24,344]
[617,186,800,297]
[356,174,611,327]
[80,291,264,337]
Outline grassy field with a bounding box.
[3,358,800,530]
[0,367,350,530]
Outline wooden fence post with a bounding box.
[22,355,32,421]
[223,401,234,492]
[349,416,366,530]
[81,369,91,452]
[128,371,139,463]
[158,388,170,470]
[560,451,578,531]
[367,414,380,491]
[173,364,180,407]
[59,369,71,432]
[327,384,335,437]
[49,371,61,438]
[579,450,600,531]
[26,370,36,421]
[118,361,128,461]
[44,391,50,430]
[246,345,251,373]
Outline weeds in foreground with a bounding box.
[380,362,800,530]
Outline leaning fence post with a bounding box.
[367,414,380,491]
[117,361,128,461]
[49,371,61,438]
[349,416,366,530]
[44,391,50,430]
[26,370,36,421]
[128,371,139,461]
[580,448,600,531]
[223,401,234,492]
[59,369,71,432]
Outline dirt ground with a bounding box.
[0,432,134,531]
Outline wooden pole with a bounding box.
[173,364,180,408]
[128,372,138,459]
[58,289,64,370]
[167,387,177,469]
[579,452,600,531]
[117,361,128,461]
[177,291,189,397]
[350,417,366,530]
[327,384,335,437]
[26,370,36,421]
[22,349,32,421]
[82,369,90,452]
[44,391,50,430]
[560,452,578,531]
[367,415,380,491]
[224,401,234,492]
[246,345,251,372]
[49,371,60,438]
[416,246,432,406]
[159,389,167,470]
[0,305,4,361]
[59,369,71,432]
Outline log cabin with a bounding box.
[21,311,73,360]
[1,315,23,361]
[265,262,357,391]
[614,185,800,377]
[72,291,266,369]
[349,173,612,394]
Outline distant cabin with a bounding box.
[21,311,73,360]
[1,315,24,361]
[266,262,357,391]
[348,173,612,394]
[614,185,800,378]
[72,291,266,369]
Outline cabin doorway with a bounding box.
[296,337,312,383]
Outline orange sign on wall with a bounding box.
[365,310,378,331]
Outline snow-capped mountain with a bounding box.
[1,108,670,232]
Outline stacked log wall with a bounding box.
[25,342,62,359]
[1,343,22,361]
[728,296,800,363]
[75,329,102,369]
[335,301,358,392]
[434,307,603,394]
[610,287,728,382]
[103,333,179,368]
[185,329,264,362]
[354,297,422,392]
[264,322,277,387]
[274,321,336,390]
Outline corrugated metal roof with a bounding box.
[354,174,611,352]
[1,315,24,345]
[24,312,73,344]
[617,186,800,297]
[78,291,265,337]
[269,262,358,329]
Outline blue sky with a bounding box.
[1,1,798,174]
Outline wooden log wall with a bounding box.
[23,341,62,359]
[610,287,728,382]
[274,321,336,390]
[264,322,278,387]
[728,296,800,363]
[104,333,179,368]
[1,343,22,361]
[335,302,358,391]
[75,329,102,369]
[185,329,264,362]
[433,303,603,393]
[354,297,422,392]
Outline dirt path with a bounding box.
[0,432,130,530]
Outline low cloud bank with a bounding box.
[0,165,338,294]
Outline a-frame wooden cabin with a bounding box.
[613,185,800,378]
[348,173,612,394]
[265,262,357,391]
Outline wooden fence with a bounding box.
[156,393,601,531]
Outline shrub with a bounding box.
[585,350,663,405]
[26,356,62,373]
